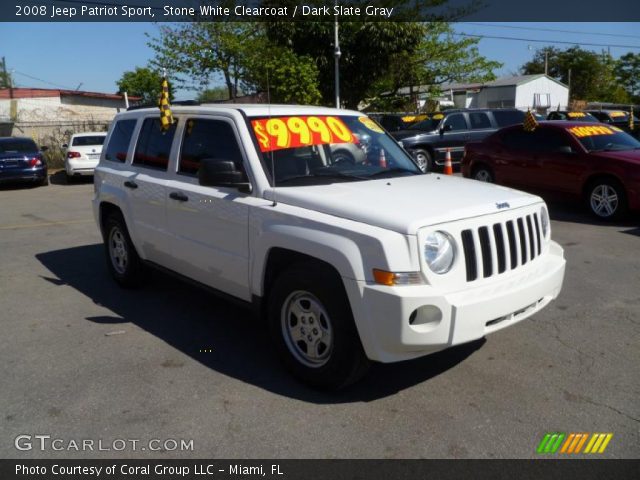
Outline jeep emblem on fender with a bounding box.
[496,202,510,209]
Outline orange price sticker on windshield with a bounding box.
[567,112,586,118]
[252,116,354,153]
[610,111,627,118]
[567,125,615,138]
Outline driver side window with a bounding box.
[443,114,468,131]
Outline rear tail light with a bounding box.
[28,157,42,167]
[67,151,81,159]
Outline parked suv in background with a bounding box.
[391,108,526,172]
[0,137,48,186]
[64,132,107,181]
[586,109,639,137]
[93,104,565,389]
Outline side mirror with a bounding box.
[199,159,252,193]
[40,146,49,152]
[556,145,574,154]
[440,124,452,134]
[61,144,68,149]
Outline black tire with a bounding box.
[472,164,494,183]
[267,263,370,390]
[66,173,75,184]
[39,175,49,186]
[103,212,146,288]
[586,178,627,220]
[411,149,433,173]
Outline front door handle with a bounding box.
[124,180,138,189]
[169,191,189,202]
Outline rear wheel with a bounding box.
[267,263,370,389]
[103,212,146,287]
[587,179,627,220]
[472,165,494,183]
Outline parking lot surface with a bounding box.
[1,174,638,458]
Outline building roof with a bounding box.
[392,74,568,97]
[0,88,140,101]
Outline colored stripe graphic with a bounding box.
[584,433,613,454]
[536,433,565,453]
[539,433,613,454]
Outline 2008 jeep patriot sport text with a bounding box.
[93,104,566,389]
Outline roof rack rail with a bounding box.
[126,100,200,111]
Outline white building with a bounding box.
[395,74,570,113]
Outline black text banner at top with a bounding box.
[4,0,640,22]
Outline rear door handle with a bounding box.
[169,191,189,202]
[124,180,138,189]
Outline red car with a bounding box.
[461,122,640,220]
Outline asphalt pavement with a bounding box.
[0,173,638,459]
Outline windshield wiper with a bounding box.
[368,168,418,178]
[275,171,367,184]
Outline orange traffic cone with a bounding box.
[443,148,453,175]
[379,148,387,168]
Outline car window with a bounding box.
[443,113,467,131]
[530,129,573,152]
[104,119,136,163]
[72,135,106,147]
[179,119,245,176]
[0,139,38,153]
[493,110,525,127]
[500,129,538,150]
[469,112,492,130]
[133,118,178,170]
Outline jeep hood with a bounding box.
[264,174,542,235]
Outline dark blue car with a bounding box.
[0,137,48,186]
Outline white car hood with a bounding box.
[264,174,541,235]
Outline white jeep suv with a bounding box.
[93,105,566,389]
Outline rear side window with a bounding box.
[0,139,38,153]
[443,113,468,131]
[72,135,106,147]
[104,119,136,163]
[133,118,177,170]
[179,119,244,175]
[469,112,491,129]
[493,110,525,127]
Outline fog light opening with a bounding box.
[409,305,443,326]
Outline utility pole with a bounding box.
[568,68,572,108]
[334,8,341,109]
[1,57,12,98]
[544,50,548,76]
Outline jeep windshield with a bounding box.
[249,115,421,186]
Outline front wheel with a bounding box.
[411,149,433,173]
[587,179,627,220]
[472,165,494,183]
[267,263,370,389]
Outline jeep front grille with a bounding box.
[460,213,542,281]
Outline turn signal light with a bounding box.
[67,151,81,158]
[373,269,424,286]
[27,157,42,167]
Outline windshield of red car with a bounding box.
[567,125,640,152]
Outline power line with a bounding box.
[12,70,75,89]
[462,23,640,40]
[453,32,640,50]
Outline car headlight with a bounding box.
[424,231,456,274]
[540,206,550,239]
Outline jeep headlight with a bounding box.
[540,206,550,239]
[424,231,456,274]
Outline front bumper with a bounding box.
[345,241,566,363]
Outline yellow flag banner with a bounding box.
[523,109,538,132]
[158,77,174,132]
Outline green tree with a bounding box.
[521,47,628,103]
[615,52,640,102]
[196,87,231,103]
[116,67,172,104]
[148,22,321,104]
